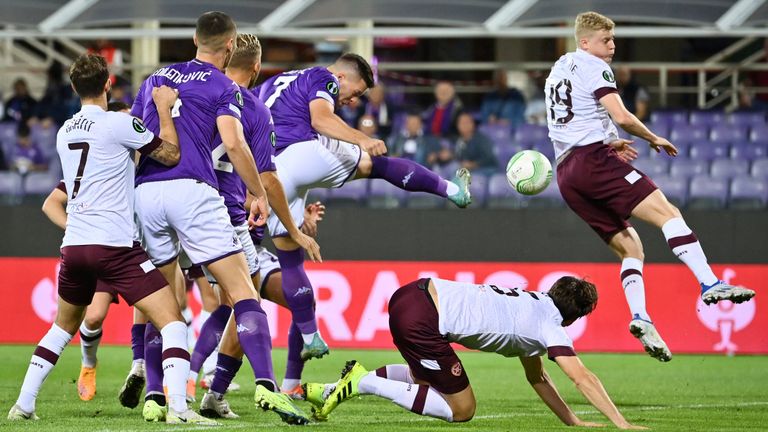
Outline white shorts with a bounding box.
[268,135,361,237]
[135,179,242,266]
[203,224,259,283]
[255,245,281,293]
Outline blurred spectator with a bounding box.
[525,72,548,126]
[389,112,441,166]
[616,66,650,121]
[36,62,78,128]
[363,84,395,137]
[109,76,134,106]
[358,114,380,138]
[480,70,526,129]
[88,39,124,84]
[454,112,498,176]
[423,81,463,137]
[4,79,37,123]
[9,123,47,174]
[108,101,131,113]
[338,96,364,127]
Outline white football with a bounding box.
[506,150,553,195]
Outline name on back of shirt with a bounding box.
[65,117,95,133]
[152,67,211,84]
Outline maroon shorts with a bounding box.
[94,281,119,304]
[388,279,469,395]
[58,242,168,306]
[557,143,657,243]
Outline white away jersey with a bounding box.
[545,49,619,160]
[433,278,575,359]
[57,105,160,247]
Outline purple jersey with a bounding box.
[254,66,339,153]
[214,86,277,226]
[131,59,243,188]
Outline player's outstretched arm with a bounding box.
[555,355,647,430]
[258,171,322,262]
[600,93,677,157]
[148,86,182,166]
[42,186,68,230]
[519,356,598,427]
[218,115,270,225]
[309,98,387,156]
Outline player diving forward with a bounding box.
[313,277,646,429]
[8,54,208,424]
[254,53,472,363]
[545,11,755,361]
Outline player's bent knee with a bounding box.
[355,152,373,178]
[451,402,476,422]
[445,389,476,422]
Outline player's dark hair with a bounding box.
[107,101,130,112]
[195,11,237,50]
[69,54,110,99]
[547,276,598,323]
[337,53,374,88]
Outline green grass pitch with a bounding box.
[0,345,766,431]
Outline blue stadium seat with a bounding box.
[750,158,768,179]
[531,140,555,160]
[710,158,750,180]
[468,173,489,208]
[0,171,22,196]
[689,141,729,160]
[727,111,766,127]
[688,175,728,209]
[650,111,688,127]
[514,124,548,146]
[632,157,669,177]
[526,175,564,208]
[729,175,768,209]
[367,179,406,209]
[730,142,767,160]
[669,159,709,179]
[487,173,521,209]
[689,111,724,126]
[709,124,748,145]
[23,171,59,195]
[670,124,708,145]
[653,175,688,207]
[749,124,768,143]
[327,179,368,206]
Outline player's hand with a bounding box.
[301,201,325,237]
[247,195,269,228]
[360,137,387,156]
[292,231,322,263]
[151,85,178,110]
[650,137,678,157]
[608,138,638,163]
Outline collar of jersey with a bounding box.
[79,104,105,112]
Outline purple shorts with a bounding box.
[388,279,470,395]
[58,242,168,306]
[557,143,657,243]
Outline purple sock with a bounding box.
[210,353,242,396]
[370,156,448,197]
[144,323,164,395]
[285,322,305,380]
[131,323,146,361]
[276,248,318,334]
[233,299,275,385]
[190,305,231,374]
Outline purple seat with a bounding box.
[669,159,709,178]
[632,157,669,177]
[526,175,564,208]
[644,124,670,141]
[531,141,555,160]
[729,176,768,209]
[669,124,708,145]
[367,179,406,209]
[750,158,768,178]
[730,142,767,160]
[497,146,523,169]
[469,173,489,208]
[0,171,21,196]
[653,175,688,206]
[23,172,59,195]
[437,162,461,180]
[727,111,766,127]
[688,175,728,209]
[689,141,729,160]
[487,173,522,209]
[0,122,17,145]
[651,111,687,127]
[514,124,548,146]
[479,124,512,143]
[749,124,768,143]
[689,111,724,126]
[328,179,368,204]
[709,124,748,144]
[710,158,750,179]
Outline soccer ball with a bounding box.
[506,150,553,195]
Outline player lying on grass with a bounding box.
[310,277,646,429]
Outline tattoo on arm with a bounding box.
[148,140,180,166]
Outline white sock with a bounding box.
[182,307,195,349]
[372,364,414,384]
[301,331,318,345]
[188,370,199,382]
[17,324,73,413]
[282,378,301,390]
[79,322,102,368]
[621,258,650,321]
[445,182,459,196]
[131,359,145,375]
[358,374,453,422]
[198,309,211,327]
[202,348,218,376]
[160,321,191,413]
[661,218,718,286]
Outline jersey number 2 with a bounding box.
[548,79,574,124]
[68,142,89,199]
[211,143,233,173]
[264,75,298,108]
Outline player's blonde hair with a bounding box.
[574,11,615,42]
[228,33,262,71]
